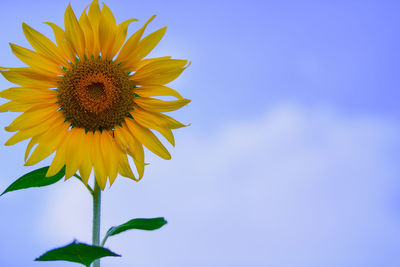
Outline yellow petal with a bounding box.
[9,93,57,106]
[0,100,55,113]
[79,155,92,185]
[134,59,188,75]
[118,150,138,181]
[6,104,58,132]
[115,123,145,178]
[88,0,101,27]
[126,133,145,179]
[79,7,95,57]
[134,84,183,99]
[5,126,45,146]
[98,3,117,58]
[0,95,57,114]
[65,3,85,60]
[47,154,65,177]
[132,107,175,146]
[135,56,171,70]
[114,123,134,157]
[65,128,87,179]
[0,101,26,113]
[25,136,39,161]
[78,131,94,184]
[88,0,101,56]
[116,15,156,64]
[5,111,63,145]
[0,67,59,88]
[0,87,55,100]
[115,124,143,161]
[114,125,129,150]
[158,113,189,129]
[0,98,55,112]
[135,97,190,112]
[131,59,189,85]
[114,124,145,181]
[111,18,138,58]
[9,44,62,75]
[92,131,107,190]
[45,22,77,63]
[100,131,119,186]
[125,27,167,68]
[25,122,69,166]
[47,133,71,177]
[125,118,171,160]
[22,23,68,67]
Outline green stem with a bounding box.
[92,181,101,267]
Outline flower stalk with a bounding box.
[92,181,102,267]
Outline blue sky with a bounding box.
[0,0,399,266]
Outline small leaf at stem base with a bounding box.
[35,241,120,267]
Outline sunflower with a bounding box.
[0,0,190,190]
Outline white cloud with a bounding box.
[37,103,400,267]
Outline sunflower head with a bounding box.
[0,0,190,189]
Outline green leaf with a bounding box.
[102,217,167,246]
[35,241,120,267]
[1,166,65,196]
[108,217,168,235]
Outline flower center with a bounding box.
[57,58,135,131]
[87,82,105,99]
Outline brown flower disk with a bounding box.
[58,58,135,131]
